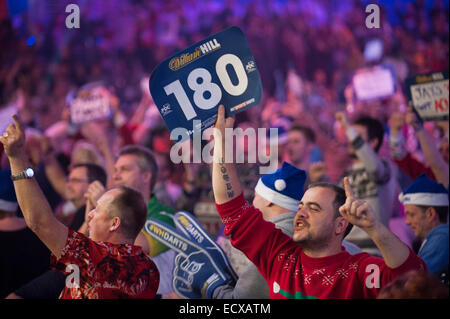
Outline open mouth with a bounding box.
[295,219,308,230]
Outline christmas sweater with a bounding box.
[216,193,427,299]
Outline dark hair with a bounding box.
[307,182,353,238]
[289,125,316,143]
[417,205,449,224]
[109,186,147,239]
[377,270,448,299]
[353,117,385,152]
[71,163,107,186]
[118,145,158,193]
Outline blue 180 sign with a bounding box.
[150,26,262,142]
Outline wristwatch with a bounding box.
[11,168,35,181]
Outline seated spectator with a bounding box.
[0,168,50,298]
[400,174,449,275]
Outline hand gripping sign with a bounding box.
[150,26,262,142]
[405,70,449,122]
[144,212,237,299]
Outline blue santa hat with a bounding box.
[0,169,18,212]
[254,162,306,211]
[399,174,449,207]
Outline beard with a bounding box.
[294,229,334,252]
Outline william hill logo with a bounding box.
[169,39,221,71]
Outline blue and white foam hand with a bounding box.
[174,211,238,283]
[144,216,236,299]
[172,249,232,299]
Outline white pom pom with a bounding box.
[274,179,286,191]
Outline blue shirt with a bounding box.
[418,224,449,274]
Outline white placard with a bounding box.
[70,87,111,124]
[353,67,395,101]
[410,79,449,121]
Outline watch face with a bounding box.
[26,168,34,178]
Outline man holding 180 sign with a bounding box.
[211,105,427,299]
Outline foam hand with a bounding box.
[174,211,238,281]
[144,215,236,299]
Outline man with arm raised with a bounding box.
[211,105,426,298]
[0,115,159,299]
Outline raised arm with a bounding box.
[406,107,449,187]
[339,177,410,268]
[336,112,388,179]
[41,136,68,198]
[212,105,242,204]
[0,115,68,259]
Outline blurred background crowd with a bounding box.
[0,0,448,299]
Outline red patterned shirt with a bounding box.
[51,229,159,299]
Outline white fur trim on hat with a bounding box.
[255,179,299,212]
[399,192,449,207]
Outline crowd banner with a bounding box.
[405,70,449,122]
[150,26,263,142]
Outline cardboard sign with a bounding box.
[70,84,111,124]
[405,70,449,121]
[150,26,262,142]
[353,66,395,101]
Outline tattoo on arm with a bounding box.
[220,162,235,198]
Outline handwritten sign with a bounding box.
[405,70,449,121]
[353,66,395,101]
[70,84,111,124]
[150,26,262,142]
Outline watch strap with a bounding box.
[11,169,33,181]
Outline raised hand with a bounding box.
[335,111,350,131]
[389,112,405,135]
[405,106,423,131]
[0,115,26,158]
[84,180,106,208]
[213,104,235,141]
[308,162,327,183]
[339,177,377,230]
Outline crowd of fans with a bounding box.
[0,0,448,299]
